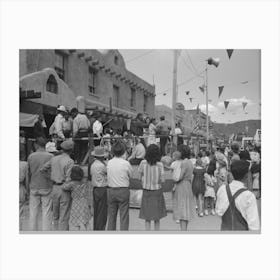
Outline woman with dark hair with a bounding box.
[62,166,92,231]
[204,162,217,216]
[172,145,196,230]
[138,144,167,230]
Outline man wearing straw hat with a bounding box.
[90,146,108,230]
[41,139,74,230]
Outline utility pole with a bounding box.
[205,62,209,147]
[171,50,179,136]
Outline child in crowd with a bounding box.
[90,146,108,230]
[214,153,230,189]
[204,162,217,216]
[192,158,206,217]
[63,166,93,231]
[107,140,132,230]
[138,144,167,230]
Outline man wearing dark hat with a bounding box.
[215,160,260,231]
[28,137,53,231]
[71,107,90,164]
[41,139,74,230]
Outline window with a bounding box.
[88,67,97,94]
[114,55,119,65]
[130,87,136,108]
[113,85,120,107]
[55,51,66,80]
[46,74,58,93]
[144,95,148,112]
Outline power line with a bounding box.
[156,70,205,96]
[125,50,154,64]
[185,50,202,77]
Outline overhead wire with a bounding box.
[156,69,205,96]
[125,50,154,64]
[184,50,204,78]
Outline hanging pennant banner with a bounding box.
[226,49,234,59]
[163,93,167,96]
[224,101,229,110]
[199,85,205,93]
[242,102,248,110]
[185,91,190,95]
[189,97,193,103]
[218,86,224,98]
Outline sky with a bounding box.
[118,49,261,124]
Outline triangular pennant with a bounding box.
[163,93,167,96]
[199,85,205,93]
[242,102,248,110]
[224,100,229,110]
[185,91,190,96]
[218,86,224,98]
[189,98,193,103]
[226,49,234,59]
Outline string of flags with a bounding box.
[242,102,248,110]
[224,101,229,110]
[226,49,234,59]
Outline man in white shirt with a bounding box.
[107,140,133,230]
[128,137,146,165]
[215,160,260,231]
[92,116,103,146]
[53,105,67,140]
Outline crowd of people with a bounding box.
[19,106,261,232]
[22,106,181,164]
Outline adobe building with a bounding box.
[20,49,155,132]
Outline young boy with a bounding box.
[107,140,133,230]
[215,160,260,231]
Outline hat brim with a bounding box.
[91,152,105,157]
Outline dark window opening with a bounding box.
[55,51,66,81]
[46,74,58,94]
[88,67,97,94]
[113,85,120,107]
[144,95,148,112]
[130,87,136,108]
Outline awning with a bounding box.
[20,112,46,128]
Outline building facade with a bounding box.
[20,49,155,130]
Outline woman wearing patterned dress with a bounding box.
[138,144,167,231]
[63,166,93,231]
[172,145,196,230]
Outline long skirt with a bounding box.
[139,189,167,221]
[173,179,196,221]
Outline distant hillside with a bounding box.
[212,119,261,138]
